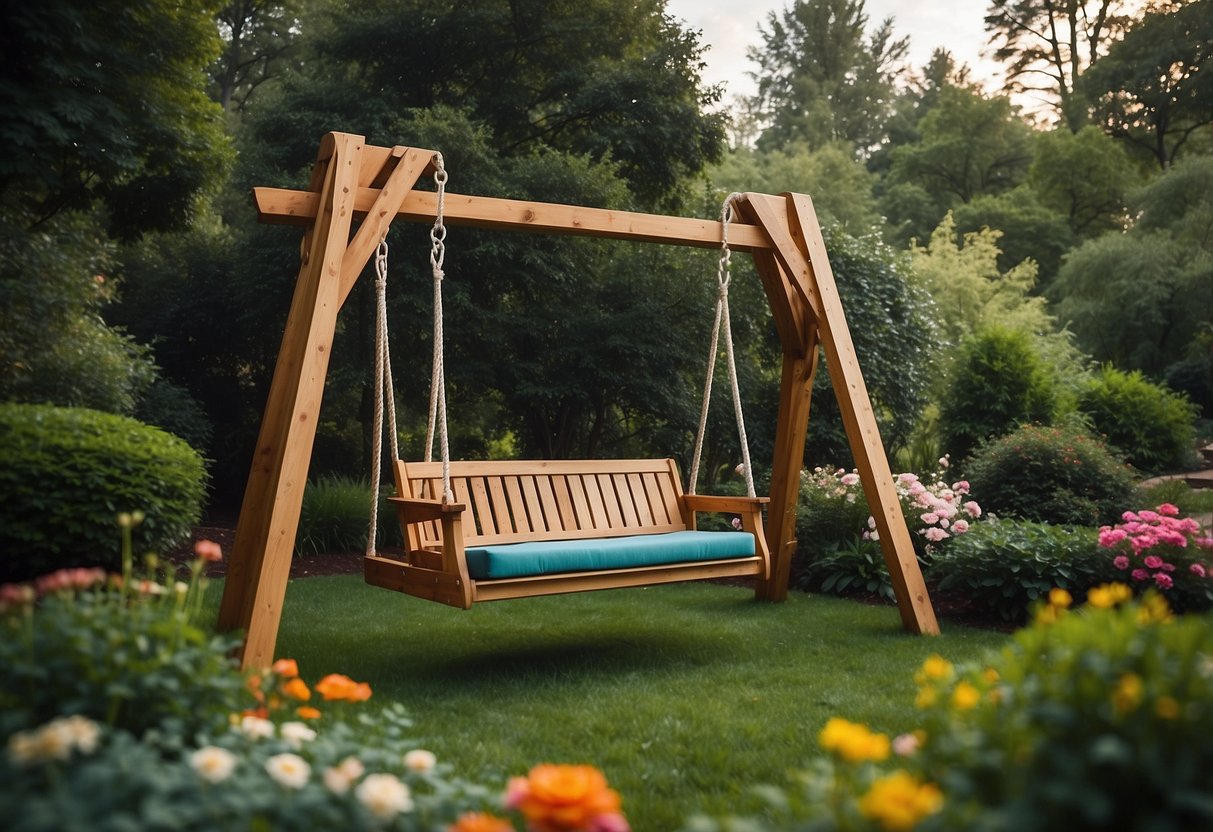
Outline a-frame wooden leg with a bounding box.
[217,133,367,668]
[745,192,939,634]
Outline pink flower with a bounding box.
[1138,510,1160,523]
[952,519,969,534]
[1098,528,1128,548]
[1113,556,1130,570]
[938,456,950,469]
[1161,562,1175,572]
[195,540,223,563]
[923,527,950,543]
[1154,572,1174,590]
[1121,511,1140,522]
[840,473,860,486]
[1198,538,1213,550]
[897,473,919,485]
[921,512,940,525]
[1144,555,1163,569]
[963,501,982,518]
[730,517,742,530]
[1191,563,1208,578]
[952,480,970,495]
[589,813,631,832]
[1157,503,1180,516]
[1131,569,1149,582]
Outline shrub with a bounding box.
[794,463,982,599]
[929,519,1114,624]
[938,326,1060,463]
[684,589,1213,831]
[135,378,215,456]
[1077,366,1198,474]
[0,404,207,582]
[1098,503,1213,613]
[964,423,1136,526]
[298,476,403,555]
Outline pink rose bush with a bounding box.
[1098,503,1213,613]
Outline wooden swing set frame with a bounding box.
[216,132,938,669]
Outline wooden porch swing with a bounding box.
[217,133,939,669]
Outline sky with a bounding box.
[664,0,1003,103]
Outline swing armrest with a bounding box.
[387,496,467,524]
[681,495,768,515]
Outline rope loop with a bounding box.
[423,152,454,504]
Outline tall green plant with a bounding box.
[1077,366,1197,474]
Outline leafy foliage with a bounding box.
[1027,125,1138,238]
[805,539,899,602]
[1086,0,1213,168]
[930,519,1112,624]
[0,0,231,237]
[938,327,1061,463]
[298,476,403,555]
[0,208,156,415]
[964,423,1137,527]
[1077,366,1197,473]
[748,0,908,154]
[0,404,206,582]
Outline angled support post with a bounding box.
[218,134,434,668]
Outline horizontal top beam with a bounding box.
[252,185,774,252]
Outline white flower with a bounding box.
[355,773,413,820]
[191,746,238,783]
[265,753,311,789]
[59,715,100,754]
[280,721,317,749]
[324,756,366,794]
[939,456,950,469]
[893,733,921,756]
[239,715,275,741]
[403,749,437,773]
[6,732,41,766]
[174,581,190,595]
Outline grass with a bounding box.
[208,579,1008,830]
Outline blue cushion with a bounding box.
[464,530,756,580]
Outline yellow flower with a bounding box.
[982,668,1000,685]
[1155,696,1181,720]
[1048,588,1072,609]
[951,681,980,711]
[915,655,953,684]
[818,718,890,763]
[1137,593,1172,625]
[858,770,944,831]
[1112,673,1144,714]
[914,686,938,710]
[1087,583,1132,609]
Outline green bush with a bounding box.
[298,476,402,555]
[939,327,1060,463]
[135,378,214,457]
[965,423,1136,526]
[685,590,1213,832]
[930,519,1114,624]
[804,539,900,603]
[0,404,206,582]
[1077,366,1197,474]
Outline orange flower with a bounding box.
[315,673,373,702]
[282,677,311,701]
[506,764,625,832]
[246,674,265,703]
[272,658,300,678]
[296,706,322,720]
[449,812,514,832]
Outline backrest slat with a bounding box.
[399,459,691,549]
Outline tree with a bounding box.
[951,188,1074,292]
[883,85,1034,243]
[301,0,726,208]
[1050,156,1213,375]
[1085,0,1213,168]
[748,0,909,154]
[1026,125,1140,237]
[0,0,231,238]
[985,0,1130,130]
[209,0,309,112]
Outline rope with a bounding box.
[422,155,454,504]
[367,236,400,556]
[687,193,756,499]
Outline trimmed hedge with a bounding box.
[0,404,206,581]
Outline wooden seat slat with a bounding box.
[629,473,654,525]
[520,476,546,533]
[598,474,625,528]
[551,475,577,531]
[536,476,563,534]
[583,475,610,530]
[487,477,510,535]
[470,478,496,536]
[614,473,639,526]
[566,475,593,531]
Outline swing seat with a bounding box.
[363,458,770,608]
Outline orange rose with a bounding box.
[272,658,299,678]
[296,706,322,720]
[449,812,514,832]
[507,765,623,831]
[282,677,311,701]
[314,673,373,702]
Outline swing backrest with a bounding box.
[393,458,692,551]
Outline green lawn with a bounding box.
[215,578,1008,829]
